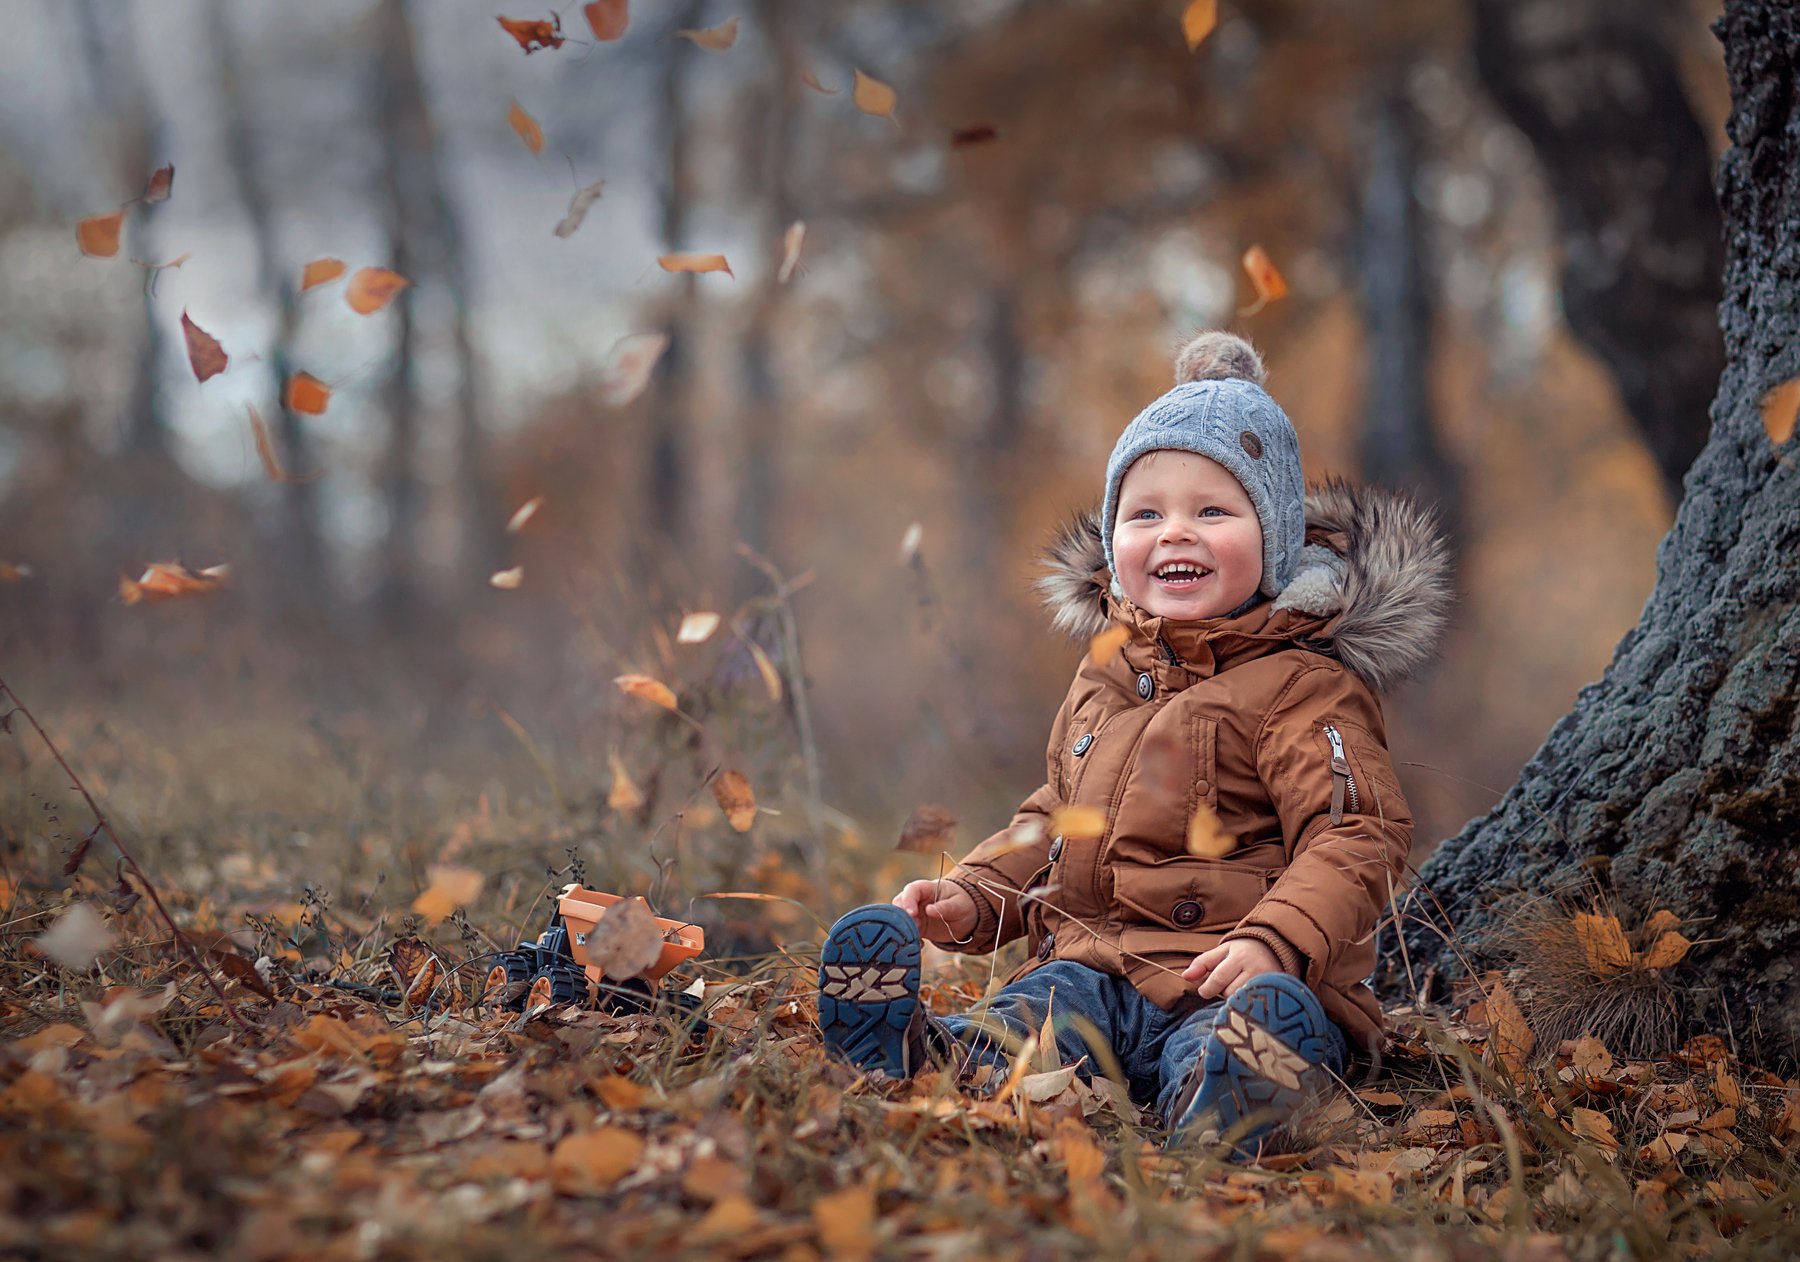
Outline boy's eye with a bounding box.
[1134,509,1159,520]
[1201,507,1225,518]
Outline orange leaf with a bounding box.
[777,220,806,285]
[675,17,738,51]
[119,561,229,605]
[553,178,605,238]
[1181,0,1218,50]
[0,563,32,582]
[1486,980,1535,1077]
[140,164,175,204]
[247,405,287,482]
[1240,244,1289,314]
[799,69,837,94]
[180,311,229,383]
[300,257,347,291]
[607,750,644,811]
[550,1126,644,1195]
[1643,908,1682,936]
[1574,912,1635,975]
[506,496,543,533]
[285,372,331,415]
[812,1184,876,1260]
[898,804,957,855]
[496,15,565,52]
[598,332,669,406]
[1642,929,1692,969]
[509,100,544,153]
[1185,801,1237,858]
[583,0,628,41]
[657,252,733,278]
[345,266,410,315]
[1761,378,1799,447]
[1088,624,1129,666]
[412,866,484,926]
[676,612,720,643]
[77,210,124,258]
[489,567,524,589]
[614,673,677,710]
[1050,804,1107,841]
[386,936,434,991]
[852,69,897,118]
[711,770,757,833]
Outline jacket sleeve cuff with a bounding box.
[943,874,1002,953]
[1224,925,1307,977]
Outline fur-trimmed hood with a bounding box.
[1036,479,1453,693]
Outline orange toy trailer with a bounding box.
[483,884,705,1016]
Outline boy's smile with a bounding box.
[1111,451,1264,621]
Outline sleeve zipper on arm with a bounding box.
[1322,724,1360,823]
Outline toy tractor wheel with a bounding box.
[481,953,537,1011]
[526,965,589,1010]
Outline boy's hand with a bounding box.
[1182,938,1283,1000]
[892,879,978,944]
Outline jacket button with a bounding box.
[1047,836,1064,862]
[1136,673,1154,700]
[1171,899,1203,928]
[1072,733,1093,756]
[1037,932,1056,961]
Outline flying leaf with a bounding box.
[951,124,1000,148]
[1185,800,1237,858]
[799,69,836,94]
[777,220,806,284]
[898,804,957,855]
[746,640,783,702]
[711,770,757,832]
[301,257,347,291]
[489,567,524,590]
[412,866,484,926]
[598,332,669,406]
[553,178,606,238]
[247,405,288,482]
[1088,624,1130,667]
[120,561,230,605]
[497,15,565,52]
[509,100,545,153]
[0,562,33,582]
[583,0,628,41]
[141,163,175,204]
[852,69,897,118]
[346,267,410,314]
[658,252,733,278]
[1181,0,1218,50]
[898,522,923,565]
[34,903,114,971]
[77,210,125,258]
[1050,804,1107,841]
[614,673,677,711]
[1486,980,1535,1077]
[1240,244,1289,314]
[676,611,720,643]
[586,897,664,980]
[285,372,331,415]
[676,17,738,51]
[1642,929,1692,969]
[506,496,543,533]
[1574,912,1635,976]
[607,750,644,811]
[180,311,229,383]
[551,1127,644,1195]
[1761,378,1799,447]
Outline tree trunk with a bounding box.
[1469,0,1724,503]
[1399,0,1800,1066]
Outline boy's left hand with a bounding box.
[1182,939,1283,1000]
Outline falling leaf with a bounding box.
[799,69,836,94]
[1181,0,1218,50]
[180,311,229,383]
[506,496,543,533]
[777,220,806,284]
[34,903,114,971]
[676,17,738,51]
[614,673,678,711]
[1240,244,1289,314]
[898,804,957,854]
[607,750,643,811]
[812,1183,876,1259]
[711,770,757,832]
[658,252,734,278]
[509,100,544,153]
[301,257,347,291]
[0,562,33,582]
[345,267,410,315]
[1642,929,1692,969]
[984,817,1046,858]
[1185,801,1237,858]
[246,405,289,482]
[852,69,897,118]
[746,640,783,702]
[1050,804,1107,841]
[598,332,670,407]
[497,15,565,52]
[1088,624,1130,666]
[120,561,230,605]
[551,1126,644,1195]
[898,522,923,565]
[676,612,720,643]
[285,372,331,415]
[583,0,628,41]
[412,867,484,926]
[1760,378,1798,447]
[77,210,125,258]
[141,164,175,204]
[1486,980,1535,1077]
[587,897,664,980]
[490,567,524,590]
[553,178,606,238]
[1574,912,1635,976]
[951,124,1000,147]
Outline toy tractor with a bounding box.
[482,885,706,1016]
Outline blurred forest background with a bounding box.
[0,0,1733,910]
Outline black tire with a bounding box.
[528,965,589,1009]
[481,952,537,1011]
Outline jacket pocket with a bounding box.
[1112,851,1279,935]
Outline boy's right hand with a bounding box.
[892,879,978,944]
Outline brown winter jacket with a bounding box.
[941,481,1452,1054]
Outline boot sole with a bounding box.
[819,905,921,1078]
[1177,974,1333,1151]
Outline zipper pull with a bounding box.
[1323,724,1352,824]
[1157,635,1180,665]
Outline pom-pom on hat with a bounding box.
[1100,332,1305,605]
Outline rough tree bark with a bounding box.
[1398,0,1800,1064]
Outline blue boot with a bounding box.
[1172,973,1338,1153]
[818,905,927,1078]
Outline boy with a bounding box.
[818,331,1452,1150]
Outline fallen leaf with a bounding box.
[711,770,757,833]
[1487,980,1535,1077]
[1088,624,1130,667]
[1762,378,1799,447]
[1240,244,1288,314]
[1016,1064,1079,1103]
[247,406,288,481]
[676,16,738,50]
[586,897,663,980]
[746,640,783,702]
[141,164,175,204]
[777,220,806,284]
[1713,1059,1744,1109]
[506,496,543,533]
[1356,1090,1406,1108]
[1181,0,1218,50]
[598,332,669,406]
[1185,801,1237,858]
[346,267,410,315]
[676,612,720,643]
[607,751,643,811]
[412,867,484,926]
[180,311,229,383]
[77,210,125,258]
[489,567,524,590]
[799,69,836,94]
[497,15,564,52]
[509,100,544,153]
[1050,805,1107,841]
[583,0,628,41]
[554,178,606,238]
[550,1126,643,1194]
[693,1194,760,1243]
[402,954,442,1011]
[613,673,677,711]
[1643,908,1682,936]
[812,1182,876,1260]
[1697,1106,1738,1133]
[1642,929,1692,969]
[1571,1107,1618,1151]
[1574,912,1635,975]
[1638,1131,1689,1165]
[951,124,1000,147]
[658,252,733,278]
[120,561,230,605]
[301,257,347,291]
[34,904,114,971]
[1569,1034,1614,1079]
[898,804,957,855]
[852,69,897,118]
[285,372,331,415]
[387,936,434,990]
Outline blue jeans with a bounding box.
[938,961,1347,1124]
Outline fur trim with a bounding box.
[1174,331,1267,387]
[1037,477,1454,692]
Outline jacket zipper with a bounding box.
[1157,635,1180,665]
[1322,724,1360,822]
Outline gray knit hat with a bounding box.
[1100,332,1305,603]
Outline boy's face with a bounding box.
[1112,451,1263,621]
